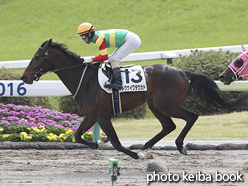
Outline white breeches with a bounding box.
[108,31,141,63]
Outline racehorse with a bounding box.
[21,39,248,159]
[219,43,248,85]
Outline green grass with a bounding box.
[1,0,248,61]
[114,111,248,140]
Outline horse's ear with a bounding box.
[48,38,52,46]
[241,43,247,52]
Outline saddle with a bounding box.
[101,62,134,82]
[102,63,135,115]
[97,62,147,115]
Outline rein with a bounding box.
[29,46,87,79]
[41,63,85,75]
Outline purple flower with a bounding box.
[7,116,19,121]
[0,103,82,132]
[0,120,11,126]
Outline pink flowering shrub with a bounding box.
[0,103,105,142]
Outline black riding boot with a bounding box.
[104,67,123,90]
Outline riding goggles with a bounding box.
[80,35,87,39]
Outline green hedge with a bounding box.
[113,103,147,119]
[60,96,82,116]
[172,49,247,115]
[0,68,53,109]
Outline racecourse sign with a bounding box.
[0,80,71,97]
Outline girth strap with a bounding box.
[112,89,122,115]
[73,65,88,99]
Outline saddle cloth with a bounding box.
[98,63,147,93]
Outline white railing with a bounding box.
[0,44,248,97]
[1,44,248,69]
[0,80,247,97]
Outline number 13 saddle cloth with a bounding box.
[98,63,147,93]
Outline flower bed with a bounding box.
[0,103,105,142]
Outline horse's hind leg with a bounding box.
[143,100,176,150]
[74,116,99,149]
[172,107,199,155]
[147,99,198,155]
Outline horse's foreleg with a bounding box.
[74,116,99,149]
[143,100,176,150]
[98,118,149,159]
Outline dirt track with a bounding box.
[0,148,247,186]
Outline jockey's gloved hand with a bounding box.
[83,57,93,63]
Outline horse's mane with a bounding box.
[41,40,84,63]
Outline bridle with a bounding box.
[28,46,52,81]
[228,52,248,81]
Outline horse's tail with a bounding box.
[183,70,248,108]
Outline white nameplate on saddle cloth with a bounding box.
[98,64,147,94]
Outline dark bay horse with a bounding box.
[219,43,248,84]
[21,39,248,159]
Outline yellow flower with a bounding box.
[59,134,66,140]
[47,136,52,141]
[3,134,10,138]
[47,133,59,141]
[30,126,45,133]
[24,135,32,140]
[32,127,39,132]
[0,127,3,132]
[21,132,27,136]
[65,129,73,134]
[20,132,32,140]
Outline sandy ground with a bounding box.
[0,149,247,186]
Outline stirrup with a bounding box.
[104,81,122,90]
[104,81,111,88]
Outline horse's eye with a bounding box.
[34,55,40,60]
[234,59,243,68]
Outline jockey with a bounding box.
[77,22,141,90]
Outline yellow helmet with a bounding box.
[77,22,95,36]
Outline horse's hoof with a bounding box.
[180,146,187,155]
[138,151,153,159]
[101,136,109,143]
[97,136,109,148]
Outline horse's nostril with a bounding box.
[21,76,27,81]
[219,74,225,80]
